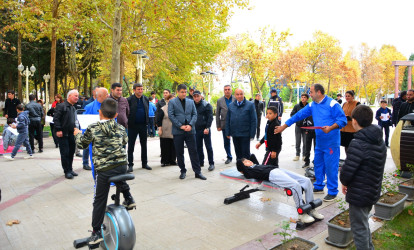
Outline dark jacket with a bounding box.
[82,97,94,108]
[225,98,257,138]
[4,98,21,119]
[398,101,414,122]
[260,118,282,153]
[127,94,149,127]
[392,97,405,125]
[53,100,77,136]
[267,95,284,117]
[254,99,264,116]
[168,97,197,135]
[239,164,278,181]
[16,111,30,134]
[25,101,43,122]
[110,94,130,128]
[290,102,307,126]
[375,107,392,127]
[194,100,213,131]
[340,125,386,207]
[155,98,167,124]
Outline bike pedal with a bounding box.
[88,242,100,249]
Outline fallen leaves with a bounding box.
[392,233,401,237]
[260,197,271,202]
[6,220,21,226]
[290,217,297,223]
[408,209,413,216]
[372,217,383,222]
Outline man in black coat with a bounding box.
[392,90,406,126]
[340,105,386,250]
[267,88,283,121]
[193,90,215,171]
[397,89,414,122]
[53,90,80,179]
[290,93,308,161]
[127,83,151,172]
[254,94,264,140]
[4,90,21,119]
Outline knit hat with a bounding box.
[236,159,245,172]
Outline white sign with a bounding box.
[77,115,100,130]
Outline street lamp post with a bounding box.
[43,73,50,110]
[18,63,36,103]
[200,71,217,103]
[132,50,149,84]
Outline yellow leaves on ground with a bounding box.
[6,220,21,226]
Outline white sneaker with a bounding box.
[309,209,324,220]
[293,156,299,161]
[298,213,315,223]
[24,155,33,159]
[4,155,15,161]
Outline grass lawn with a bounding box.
[0,125,52,136]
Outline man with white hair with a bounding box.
[53,89,80,179]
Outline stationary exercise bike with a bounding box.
[74,173,136,250]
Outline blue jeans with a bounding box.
[195,129,214,165]
[82,147,89,166]
[12,132,32,157]
[173,133,201,174]
[147,117,155,136]
[221,129,232,160]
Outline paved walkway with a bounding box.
[0,116,398,249]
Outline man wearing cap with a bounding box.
[267,88,283,121]
[216,85,236,164]
[187,87,195,100]
[193,90,215,171]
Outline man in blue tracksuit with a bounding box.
[275,84,347,202]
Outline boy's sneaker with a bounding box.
[309,209,324,220]
[293,156,299,161]
[122,196,136,210]
[313,188,324,193]
[323,194,337,202]
[88,230,103,245]
[4,155,14,161]
[24,155,33,159]
[298,213,315,223]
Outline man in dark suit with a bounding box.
[127,83,151,172]
[168,84,207,180]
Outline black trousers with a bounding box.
[50,123,58,146]
[381,125,390,146]
[160,138,176,164]
[92,165,130,232]
[256,115,262,139]
[173,133,201,174]
[57,135,76,174]
[195,129,214,165]
[29,120,43,151]
[127,124,148,167]
[304,131,315,165]
[295,125,306,156]
[233,136,251,160]
[262,150,280,166]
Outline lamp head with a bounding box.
[30,64,36,73]
[18,63,24,72]
[132,49,146,55]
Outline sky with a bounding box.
[226,0,414,57]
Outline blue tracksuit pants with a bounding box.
[313,146,340,196]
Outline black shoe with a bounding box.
[195,173,207,180]
[302,163,309,168]
[313,188,324,193]
[88,230,103,245]
[83,165,92,170]
[169,162,177,165]
[161,163,169,167]
[179,173,186,179]
[127,166,133,173]
[38,149,43,153]
[142,165,152,170]
[122,196,136,210]
[225,158,232,164]
[200,163,204,167]
[208,164,215,171]
[76,153,82,157]
[65,173,74,179]
[323,194,337,202]
[55,144,59,148]
[71,171,78,177]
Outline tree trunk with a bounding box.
[119,52,124,84]
[110,0,122,84]
[17,32,22,100]
[49,0,59,104]
[83,69,88,96]
[89,63,93,95]
[327,77,331,94]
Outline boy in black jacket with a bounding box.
[340,105,386,250]
[255,106,282,166]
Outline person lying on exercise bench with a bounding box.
[236,158,324,223]
[74,98,136,245]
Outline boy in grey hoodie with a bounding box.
[4,104,33,160]
[2,118,18,151]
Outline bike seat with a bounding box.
[108,174,135,183]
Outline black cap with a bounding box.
[270,88,277,93]
[193,90,201,95]
[189,86,195,90]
